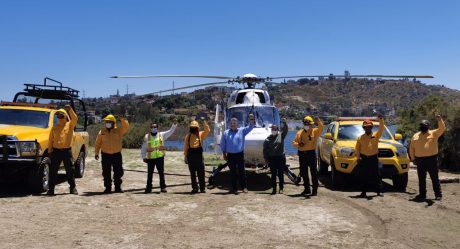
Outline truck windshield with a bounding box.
[337,124,392,140]
[0,109,50,128]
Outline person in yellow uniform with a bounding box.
[293,116,323,196]
[140,119,177,194]
[183,117,210,194]
[47,105,78,196]
[95,114,129,193]
[410,114,445,201]
[354,114,384,198]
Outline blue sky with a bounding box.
[1,0,459,100]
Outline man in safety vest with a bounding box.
[47,104,79,196]
[184,117,210,194]
[140,119,177,194]
[95,114,129,193]
[293,116,323,196]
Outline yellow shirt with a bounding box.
[183,121,210,156]
[410,119,445,159]
[48,108,78,151]
[354,119,384,157]
[95,118,129,154]
[293,119,324,151]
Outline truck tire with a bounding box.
[74,151,85,178]
[392,172,408,192]
[28,157,50,193]
[317,153,329,175]
[331,157,345,189]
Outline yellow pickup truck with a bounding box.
[317,117,410,191]
[0,78,89,192]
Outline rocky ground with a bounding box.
[0,150,459,249]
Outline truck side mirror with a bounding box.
[394,133,402,140]
[324,133,333,140]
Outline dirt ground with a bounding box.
[1,149,459,249]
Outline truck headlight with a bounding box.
[19,142,37,156]
[337,147,355,157]
[396,147,408,157]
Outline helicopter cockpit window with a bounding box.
[235,93,246,104]
[226,106,279,128]
[255,92,266,103]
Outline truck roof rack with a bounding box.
[21,77,80,100]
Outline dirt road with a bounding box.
[1,150,459,249]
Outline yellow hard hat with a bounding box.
[103,114,116,123]
[189,120,199,128]
[303,116,314,125]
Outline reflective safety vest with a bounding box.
[146,133,165,159]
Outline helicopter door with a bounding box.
[213,104,223,155]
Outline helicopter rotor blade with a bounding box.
[140,81,230,96]
[269,75,434,80]
[111,75,234,80]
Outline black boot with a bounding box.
[115,186,123,193]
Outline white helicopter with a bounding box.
[111,73,433,184]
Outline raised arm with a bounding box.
[67,106,78,130]
[161,123,177,140]
[200,121,210,140]
[316,117,324,135]
[119,116,130,136]
[432,116,446,138]
[375,116,385,139]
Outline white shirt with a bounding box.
[140,123,177,159]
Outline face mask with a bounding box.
[271,131,278,136]
[151,128,158,134]
[304,125,310,130]
[105,123,113,129]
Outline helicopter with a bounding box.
[111,73,433,185]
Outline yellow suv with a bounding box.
[317,117,409,191]
[0,78,89,192]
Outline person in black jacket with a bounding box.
[263,118,288,194]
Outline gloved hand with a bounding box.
[184,156,188,164]
[143,159,148,163]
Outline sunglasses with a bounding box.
[57,114,65,119]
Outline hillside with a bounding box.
[269,79,460,119]
[82,79,460,122]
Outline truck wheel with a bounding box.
[29,157,50,193]
[392,172,408,192]
[74,151,85,178]
[331,158,345,189]
[317,154,329,175]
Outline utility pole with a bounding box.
[172,81,175,95]
[126,84,129,95]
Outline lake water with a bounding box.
[164,125,398,155]
[165,131,303,155]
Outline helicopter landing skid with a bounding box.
[285,165,301,185]
[208,163,228,187]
